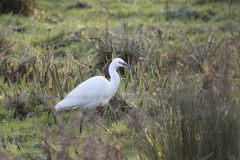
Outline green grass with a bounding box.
[1,0,240,159]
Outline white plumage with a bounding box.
[55,58,133,111]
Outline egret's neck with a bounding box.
[109,66,120,88]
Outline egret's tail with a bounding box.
[55,98,80,111]
[55,102,64,111]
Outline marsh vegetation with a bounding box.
[0,0,240,159]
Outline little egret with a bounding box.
[55,58,134,132]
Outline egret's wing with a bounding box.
[55,76,108,110]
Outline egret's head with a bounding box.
[112,58,134,69]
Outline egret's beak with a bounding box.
[119,62,134,69]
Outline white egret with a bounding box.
[55,58,134,132]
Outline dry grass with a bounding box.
[1,0,240,159]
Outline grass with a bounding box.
[1,0,240,159]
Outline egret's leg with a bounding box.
[49,107,57,124]
[79,109,86,134]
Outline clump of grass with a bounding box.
[128,28,240,159]
[90,23,162,76]
[130,82,239,159]
[0,0,36,15]
[97,93,131,124]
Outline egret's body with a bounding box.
[55,58,133,111]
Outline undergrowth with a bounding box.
[0,0,240,159]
